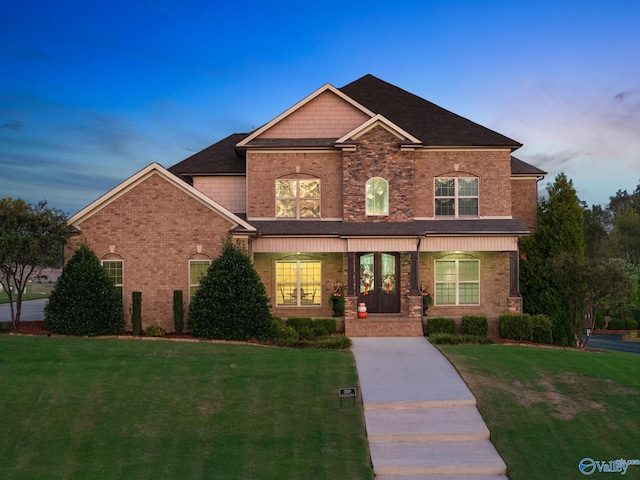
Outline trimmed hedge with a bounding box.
[426,317,456,335]
[313,318,337,336]
[173,290,184,335]
[429,334,493,345]
[531,314,553,344]
[499,313,533,341]
[624,319,639,330]
[286,317,314,340]
[607,319,625,330]
[461,315,488,336]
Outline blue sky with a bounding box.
[2,0,639,215]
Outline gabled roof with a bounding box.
[169,133,248,178]
[69,163,255,232]
[335,114,422,147]
[339,74,522,148]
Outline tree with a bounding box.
[584,259,634,334]
[520,173,585,346]
[0,198,68,326]
[44,243,124,336]
[188,240,272,340]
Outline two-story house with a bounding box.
[67,74,545,336]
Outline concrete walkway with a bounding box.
[351,337,508,480]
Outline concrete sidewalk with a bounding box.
[351,337,508,480]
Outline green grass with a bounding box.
[0,336,373,480]
[439,344,640,480]
[0,282,53,303]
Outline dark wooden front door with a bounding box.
[356,253,400,313]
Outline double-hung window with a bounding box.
[275,179,320,218]
[102,260,123,298]
[366,177,389,215]
[435,178,478,217]
[189,260,211,298]
[275,260,321,306]
[435,259,480,305]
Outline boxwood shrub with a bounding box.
[426,317,456,336]
[499,313,533,341]
[313,318,337,336]
[461,315,488,336]
[624,319,639,330]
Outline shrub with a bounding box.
[429,334,493,345]
[270,317,283,338]
[188,240,272,341]
[313,318,337,336]
[461,315,488,336]
[144,324,165,337]
[286,317,313,331]
[531,314,553,344]
[0,322,11,333]
[624,319,638,330]
[499,314,533,341]
[425,317,456,335]
[131,291,142,335]
[173,290,184,335]
[45,243,124,336]
[607,319,625,330]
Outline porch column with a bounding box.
[347,252,355,296]
[409,251,421,296]
[509,250,519,297]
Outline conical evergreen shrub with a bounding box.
[45,243,124,336]
[188,240,271,340]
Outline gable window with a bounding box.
[366,177,388,215]
[435,259,480,305]
[102,260,123,298]
[189,260,211,298]
[275,179,320,218]
[435,178,478,217]
[275,260,321,307]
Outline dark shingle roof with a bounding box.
[340,74,522,148]
[168,133,248,177]
[239,219,529,236]
[511,156,547,176]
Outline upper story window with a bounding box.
[102,260,123,298]
[366,177,388,215]
[275,179,320,219]
[435,178,479,217]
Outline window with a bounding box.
[435,259,480,305]
[366,177,388,215]
[189,260,211,298]
[435,177,478,217]
[275,179,320,218]
[102,260,123,297]
[275,260,321,307]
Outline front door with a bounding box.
[357,253,400,313]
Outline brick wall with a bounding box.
[414,150,512,218]
[246,151,343,219]
[511,177,539,232]
[68,173,236,332]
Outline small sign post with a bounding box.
[339,387,357,406]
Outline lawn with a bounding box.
[440,344,640,480]
[0,336,373,480]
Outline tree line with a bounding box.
[520,175,640,347]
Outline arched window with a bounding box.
[366,177,388,215]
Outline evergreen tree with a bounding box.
[188,240,272,340]
[520,173,585,345]
[45,243,124,336]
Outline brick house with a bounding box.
[67,74,545,336]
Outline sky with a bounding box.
[1,0,639,215]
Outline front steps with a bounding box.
[345,315,424,337]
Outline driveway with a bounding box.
[0,298,47,323]
[588,333,640,354]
